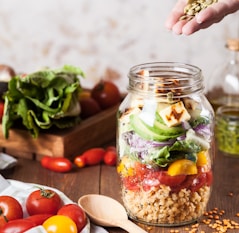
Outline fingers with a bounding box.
[165,0,239,35]
[170,20,189,35]
[165,0,188,30]
[195,2,228,24]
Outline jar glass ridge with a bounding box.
[117,62,214,227]
[128,62,204,98]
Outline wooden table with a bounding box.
[2,149,239,233]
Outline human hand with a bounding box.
[165,0,239,35]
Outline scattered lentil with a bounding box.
[228,192,234,197]
[168,207,239,233]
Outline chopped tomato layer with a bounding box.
[120,163,213,193]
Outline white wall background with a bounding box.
[0,0,238,92]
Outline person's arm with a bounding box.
[165,0,239,35]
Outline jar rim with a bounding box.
[127,62,204,98]
[216,105,239,120]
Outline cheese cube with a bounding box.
[159,101,191,127]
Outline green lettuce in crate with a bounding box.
[2,65,85,138]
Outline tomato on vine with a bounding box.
[26,188,63,216]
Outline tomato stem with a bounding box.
[39,188,55,199]
[0,207,9,223]
[95,80,105,91]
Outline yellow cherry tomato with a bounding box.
[43,215,77,233]
[196,150,208,166]
[168,159,198,176]
[117,156,135,177]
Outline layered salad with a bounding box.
[117,90,214,226]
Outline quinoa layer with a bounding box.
[122,185,211,226]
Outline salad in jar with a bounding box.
[117,69,214,226]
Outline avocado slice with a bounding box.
[130,114,184,142]
[153,117,185,136]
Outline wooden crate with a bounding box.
[0,105,118,160]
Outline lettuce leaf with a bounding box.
[2,65,85,138]
[122,131,201,167]
[149,140,200,167]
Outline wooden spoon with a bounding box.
[78,194,148,233]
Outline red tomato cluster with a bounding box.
[79,80,121,119]
[0,189,87,233]
[121,162,213,193]
[74,146,117,168]
[40,146,117,173]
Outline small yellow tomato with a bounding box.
[43,215,77,233]
[196,150,208,166]
[168,159,198,176]
[117,156,135,177]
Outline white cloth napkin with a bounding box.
[0,152,17,170]
[0,175,108,233]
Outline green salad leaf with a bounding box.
[149,140,200,167]
[2,65,85,138]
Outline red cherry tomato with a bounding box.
[0,101,4,121]
[57,203,87,232]
[26,188,63,216]
[0,219,36,233]
[41,156,72,173]
[74,155,87,168]
[142,171,186,191]
[79,96,101,119]
[206,170,213,186]
[81,148,106,166]
[91,80,121,109]
[157,172,187,187]
[134,163,187,186]
[26,214,53,225]
[40,156,51,168]
[0,196,23,228]
[103,150,117,166]
[190,172,208,192]
[170,169,213,193]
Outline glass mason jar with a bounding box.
[206,38,239,111]
[117,62,215,226]
[215,105,239,156]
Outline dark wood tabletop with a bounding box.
[1,148,239,233]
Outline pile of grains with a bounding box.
[122,185,211,225]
